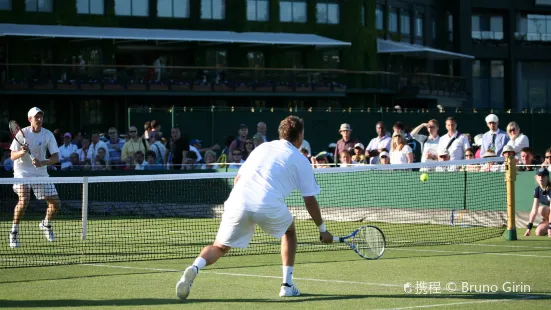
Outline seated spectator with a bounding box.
[93,158,106,171]
[463,148,480,172]
[312,151,331,168]
[182,150,200,170]
[62,153,83,171]
[201,150,220,170]
[501,145,518,164]
[124,156,135,171]
[524,168,551,237]
[435,149,457,172]
[59,132,78,170]
[134,151,148,170]
[253,133,265,148]
[379,150,390,165]
[77,138,90,164]
[541,148,551,170]
[352,143,367,164]
[519,147,540,171]
[300,138,311,157]
[95,147,111,170]
[144,150,164,170]
[339,151,353,167]
[506,121,529,161]
[480,151,502,172]
[228,149,244,170]
[300,148,310,159]
[472,134,483,158]
[390,131,413,164]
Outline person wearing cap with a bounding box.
[501,145,517,163]
[480,150,502,172]
[505,121,529,161]
[188,139,203,163]
[228,124,249,163]
[378,150,390,165]
[435,149,455,172]
[472,134,483,158]
[410,119,440,163]
[365,121,391,164]
[524,168,551,237]
[480,114,509,158]
[352,143,367,164]
[437,117,471,161]
[58,132,78,170]
[9,107,61,248]
[335,123,359,165]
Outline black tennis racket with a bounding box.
[9,120,34,160]
[329,225,386,260]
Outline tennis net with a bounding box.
[0,157,509,268]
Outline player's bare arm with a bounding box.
[10,147,29,161]
[303,196,333,243]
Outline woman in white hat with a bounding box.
[505,121,529,161]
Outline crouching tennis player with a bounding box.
[176,115,333,299]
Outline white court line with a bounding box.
[459,243,551,250]
[389,248,551,258]
[373,299,514,310]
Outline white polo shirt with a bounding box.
[226,139,320,213]
[438,132,471,161]
[10,127,59,178]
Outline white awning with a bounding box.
[0,23,351,47]
[377,39,474,60]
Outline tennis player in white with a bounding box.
[176,116,333,299]
[9,107,61,248]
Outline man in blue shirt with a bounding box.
[479,114,509,157]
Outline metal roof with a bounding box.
[0,23,351,47]
[377,39,474,60]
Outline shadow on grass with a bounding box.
[0,270,180,285]
[0,293,549,307]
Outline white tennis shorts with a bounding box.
[13,183,58,200]
[215,206,294,248]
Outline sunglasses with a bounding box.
[546,156,551,159]
[509,128,516,132]
[380,156,388,159]
[465,154,474,157]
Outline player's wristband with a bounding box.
[527,223,533,230]
[318,223,327,233]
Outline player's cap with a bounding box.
[27,107,43,118]
[190,139,202,145]
[354,143,365,150]
[536,167,549,177]
[379,151,389,158]
[502,145,515,154]
[485,114,499,123]
[438,149,449,157]
[64,132,72,138]
[482,150,497,158]
[339,123,352,132]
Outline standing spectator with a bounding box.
[58,133,78,170]
[334,123,359,165]
[253,133,265,148]
[390,131,413,164]
[143,121,152,140]
[150,120,162,136]
[256,122,268,142]
[505,121,529,161]
[106,127,125,169]
[228,149,244,169]
[228,124,248,163]
[87,131,110,164]
[365,121,391,164]
[121,126,149,162]
[393,122,418,160]
[437,117,471,161]
[166,127,189,169]
[410,120,440,163]
[472,134,483,158]
[480,114,509,157]
[149,132,166,165]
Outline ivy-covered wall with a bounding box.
[0,0,379,71]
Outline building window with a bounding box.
[25,0,53,12]
[472,60,504,109]
[389,7,398,32]
[517,13,551,41]
[115,0,148,16]
[536,0,551,5]
[317,1,339,24]
[280,0,307,23]
[323,50,340,69]
[158,0,189,18]
[376,4,384,30]
[247,0,269,21]
[472,14,504,40]
[518,62,551,110]
[0,0,11,10]
[247,52,265,68]
[400,9,410,35]
[415,13,424,38]
[206,50,227,67]
[77,0,104,15]
[201,0,225,20]
[447,12,453,42]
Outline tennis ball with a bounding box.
[420,173,429,182]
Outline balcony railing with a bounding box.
[0,64,467,97]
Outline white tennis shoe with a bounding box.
[39,221,55,242]
[279,283,301,297]
[176,265,198,300]
[9,231,19,248]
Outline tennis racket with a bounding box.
[329,225,386,260]
[9,120,34,160]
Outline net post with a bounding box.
[505,155,517,241]
[82,177,89,240]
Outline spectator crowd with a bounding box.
[1,113,549,174]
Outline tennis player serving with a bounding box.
[176,115,333,299]
[524,168,551,237]
[9,107,61,248]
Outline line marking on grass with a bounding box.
[373,299,515,310]
[389,248,551,258]
[458,243,551,250]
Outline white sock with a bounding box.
[43,219,50,226]
[282,266,294,285]
[11,223,19,233]
[192,257,207,270]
